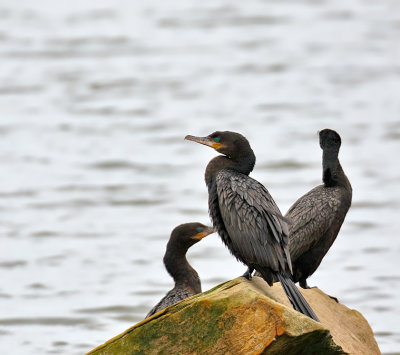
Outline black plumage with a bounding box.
[145,223,214,318]
[286,129,352,288]
[185,131,319,321]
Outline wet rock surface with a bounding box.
[88,277,380,355]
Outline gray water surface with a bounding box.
[0,1,399,354]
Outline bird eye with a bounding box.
[214,137,220,143]
[197,228,203,233]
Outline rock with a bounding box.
[87,277,380,355]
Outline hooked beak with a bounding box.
[185,135,222,149]
[193,226,216,240]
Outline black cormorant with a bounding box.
[145,223,215,318]
[185,131,319,321]
[285,129,352,289]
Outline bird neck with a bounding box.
[205,151,256,186]
[322,148,349,189]
[163,245,201,291]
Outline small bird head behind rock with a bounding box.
[169,223,215,250]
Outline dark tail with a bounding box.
[277,273,319,322]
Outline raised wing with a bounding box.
[285,185,342,260]
[216,170,290,273]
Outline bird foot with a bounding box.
[242,271,252,281]
[299,280,314,289]
[242,267,254,281]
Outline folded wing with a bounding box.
[216,170,291,273]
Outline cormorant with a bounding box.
[145,223,215,318]
[285,129,352,289]
[185,131,319,321]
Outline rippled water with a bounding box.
[1,1,399,354]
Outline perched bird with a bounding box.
[185,131,319,321]
[285,129,352,289]
[145,223,215,318]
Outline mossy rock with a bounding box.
[87,277,380,355]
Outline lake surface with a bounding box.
[0,1,399,354]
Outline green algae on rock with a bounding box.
[87,277,380,355]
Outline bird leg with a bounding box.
[242,266,254,280]
[299,278,312,289]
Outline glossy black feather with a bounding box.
[215,170,290,274]
[277,273,319,320]
[255,130,351,289]
[187,131,319,320]
[287,185,344,261]
[146,287,195,318]
[287,183,351,287]
[283,129,351,288]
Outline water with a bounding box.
[0,1,399,354]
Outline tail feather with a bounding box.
[256,268,319,321]
[277,273,319,321]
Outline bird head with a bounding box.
[185,131,251,159]
[170,223,215,248]
[319,129,341,150]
